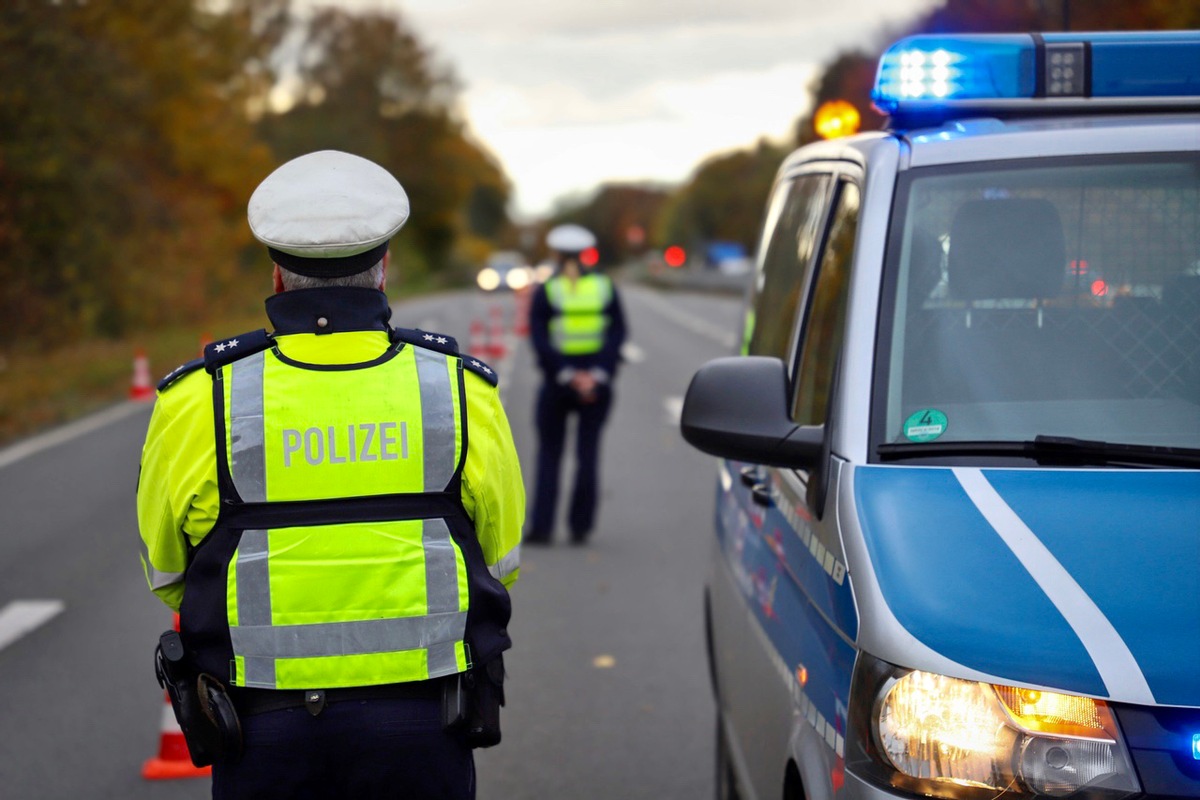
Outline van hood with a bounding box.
[852,465,1200,706]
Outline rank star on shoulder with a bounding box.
[423,334,435,341]
[471,360,493,374]
[436,336,448,345]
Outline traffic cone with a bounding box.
[468,320,488,358]
[129,349,155,402]
[487,305,508,360]
[142,614,211,780]
[141,695,211,780]
[513,288,530,336]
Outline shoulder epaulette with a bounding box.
[461,354,499,387]
[390,327,460,356]
[157,358,205,392]
[202,329,273,374]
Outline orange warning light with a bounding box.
[814,100,861,140]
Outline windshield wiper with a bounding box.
[877,435,1200,468]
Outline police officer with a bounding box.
[137,150,523,799]
[525,224,627,545]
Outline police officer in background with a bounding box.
[525,224,627,545]
[137,150,523,799]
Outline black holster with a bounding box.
[154,630,243,766]
[442,655,505,749]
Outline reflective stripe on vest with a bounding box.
[546,273,612,355]
[220,344,469,689]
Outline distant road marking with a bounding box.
[0,600,65,653]
[0,402,148,471]
[664,396,684,426]
[630,288,738,350]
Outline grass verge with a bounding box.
[0,308,269,449]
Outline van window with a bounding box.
[793,181,860,425]
[879,155,1200,449]
[746,173,832,363]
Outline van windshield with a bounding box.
[878,155,1200,452]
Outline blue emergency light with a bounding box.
[872,31,1200,124]
[1193,733,1200,761]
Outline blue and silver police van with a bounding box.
[680,31,1200,800]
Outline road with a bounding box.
[0,282,743,799]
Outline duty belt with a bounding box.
[231,678,446,717]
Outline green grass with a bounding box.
[0,309,269,448]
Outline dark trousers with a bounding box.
[211,696,474,799]
[529,381,613,540]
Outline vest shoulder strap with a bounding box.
[157,357,205,393]
[203,329,273,374]
[390,327,499,387]
[390,326,460,355]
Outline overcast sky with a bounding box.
[344,1,939,218]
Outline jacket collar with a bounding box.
[265,287,392,336]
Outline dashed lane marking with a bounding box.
[0,600,65,653]
[664,396,684,426]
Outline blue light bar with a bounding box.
[1193,733,1200,761]
[872,31,1200,124]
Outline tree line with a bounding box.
[0,0,509,348]
[551,0,1198,269]
[2,0,1196,351]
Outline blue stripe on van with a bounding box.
[714,472,857,749]
[984,469,1200,706]
[855,466,1106,696]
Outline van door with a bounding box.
[712,170,862,800]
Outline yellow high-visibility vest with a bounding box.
[180,340,497,690]
[546,273,613,355]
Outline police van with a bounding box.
[680,31,1200,800]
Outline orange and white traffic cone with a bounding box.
[129,349,155,402]
[468,320,488,358]
[142,614,210,780]
[513,288,530,336]
[141,694,211,780]
[487,305,508,360]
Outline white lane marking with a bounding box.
[0,600,65,653]
[664,396,684,426]
[621,342,645,364]
[953,468,1154,704]
[0,402,148,471]
[631,288,738,350]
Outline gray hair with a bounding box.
[277,260,386,291]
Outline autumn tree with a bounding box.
[655,140,788,258]
[256,8,511,286]
[546,183,671,266]
[0,0,284,345]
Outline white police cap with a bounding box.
[545,224,596,253]
[248,150,410,278]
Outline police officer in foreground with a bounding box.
[137,150,523,799]
[525,224,627,545]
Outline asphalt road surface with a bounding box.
[0,282,744,799]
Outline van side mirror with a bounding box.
[680,356,824,470]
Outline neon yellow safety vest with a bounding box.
[545,273,613,355]
[180,336,509,690]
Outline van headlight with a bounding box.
[849,655,1140,800]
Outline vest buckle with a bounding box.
[305,689,326,716]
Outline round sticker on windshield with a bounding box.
[903,409,948,442]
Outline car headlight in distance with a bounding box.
[476,268,500,291]
[849,655,1140,800]
[505,267,531,291]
